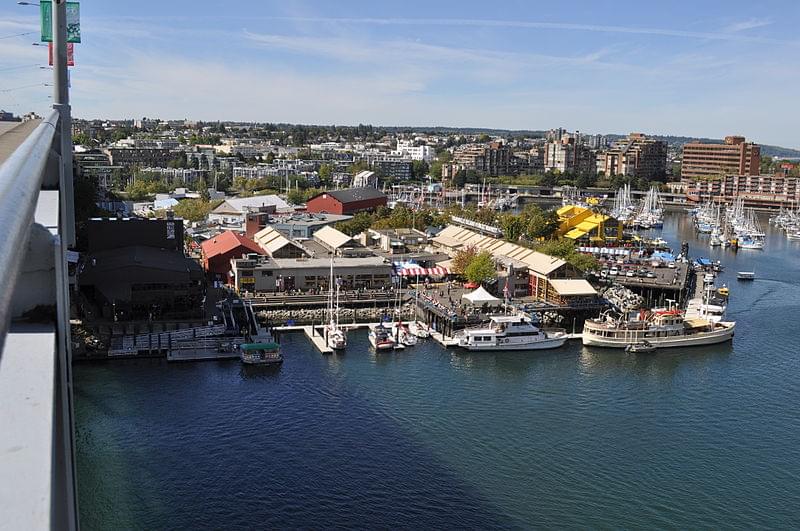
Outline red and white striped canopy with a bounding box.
[397,267,449,277]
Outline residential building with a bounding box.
[446,141,513,177]
[200,230,264,278]
[681,136,760,179]
[104,146,174,168]
[394,139,436,162]
[597,133,667,179]
[544,135,595,174]
[306,187,388,215]
[683,174,800,208]
[371,158,413,180]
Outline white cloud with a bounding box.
[723,18,772,33]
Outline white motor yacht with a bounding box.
[456,314,567,351]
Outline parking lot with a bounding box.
[593,257,690,290]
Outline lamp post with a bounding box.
[52,0,76,247]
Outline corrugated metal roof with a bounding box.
[313,225,352,249]
[549,278,597,296]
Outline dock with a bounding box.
[167,349,239,362]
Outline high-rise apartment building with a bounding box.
[681,136,760,179]
[445,141,513,177]
[544,135,595,174]
[597,133,667,179]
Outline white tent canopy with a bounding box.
[462,286,502,305]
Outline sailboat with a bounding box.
[325,258,347,351]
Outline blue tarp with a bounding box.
[695,258,712,266]
[651,251,676,262]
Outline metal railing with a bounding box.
[0,109,59,354]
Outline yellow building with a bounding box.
[557,205,622,242]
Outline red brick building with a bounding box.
[306,187,387,215]
[201,230,263,278]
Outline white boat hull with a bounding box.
[458,335,567,351]
[582,322,735,349]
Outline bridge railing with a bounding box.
[0,110,78,529]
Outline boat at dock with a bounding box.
[368,323,396,350]
[455,314,567,351]
[325,258,347,351]
[582,309,735,349]
[391,321,418,346]
[239,342,283,365]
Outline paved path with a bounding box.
[0,119,42,165]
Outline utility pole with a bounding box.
[53,0,75,247]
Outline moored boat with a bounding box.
[456,314,567,351]
[582,309,735,349]
[240,342,283,365]
[368,323,396,350]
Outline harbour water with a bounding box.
[75,213,800,529]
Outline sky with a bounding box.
[1,0,799,147]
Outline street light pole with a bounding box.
[52,0,75,247]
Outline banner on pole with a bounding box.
[40,1,81,43]
[48,42,75,66]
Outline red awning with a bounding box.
[398,267,449,277]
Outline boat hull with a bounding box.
[582,322,735,349]
[458,335,567,351]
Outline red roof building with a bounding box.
[306,187,387,215]
[201,231,263,277]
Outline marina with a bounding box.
[75,206,800,528]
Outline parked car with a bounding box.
[626,270,635,278]
[609,267,619,276]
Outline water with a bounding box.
[75,213,800,529]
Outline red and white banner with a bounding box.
[397,267,449,277]
[48,42,75,67]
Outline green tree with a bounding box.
[498,213,526,242]
[72,132,90,146]
[464,251,496,284]
[336,212,374,236]
[411,160,429,180]
[172,199,219,222]
[198,177,210,202]
[318,163,333,181]
[451,245,478,275]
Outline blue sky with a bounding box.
[1,0,798,147]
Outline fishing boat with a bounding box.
[368,323,396,350]
[625,340,656,353]
[240,342,283,365]
[455,314,567,351]
[737,271,755,281]
[582,308,735,348]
